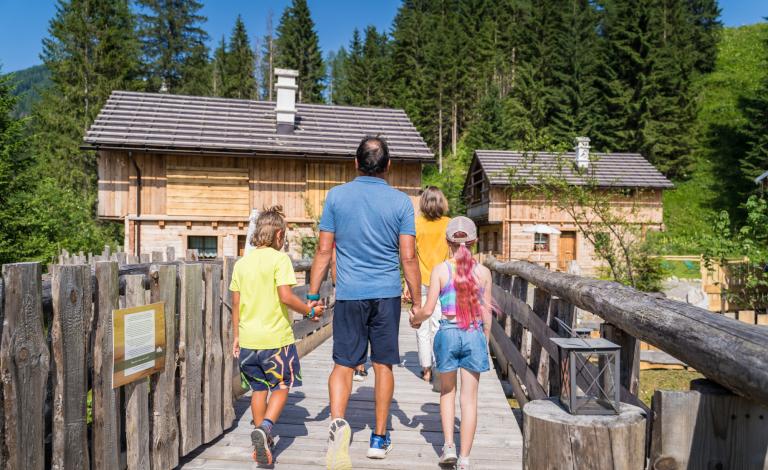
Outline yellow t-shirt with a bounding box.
[229,247,297,349]
[415,215,450,286]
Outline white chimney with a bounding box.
[575,137,590,169]
[275,68,299,134]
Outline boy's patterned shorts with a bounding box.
[238,344,302,392]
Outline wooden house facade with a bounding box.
[84,70,433,258]
[464,140,673,275]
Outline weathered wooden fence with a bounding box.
[0,251,333,470]
[484,256,768,469]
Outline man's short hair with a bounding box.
[356,135,390,175]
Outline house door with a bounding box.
[558,232,577,271]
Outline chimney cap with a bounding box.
[575,136,590,146]
[275,68,299,78]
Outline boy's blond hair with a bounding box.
[252,205,286,248]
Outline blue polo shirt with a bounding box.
[319,176,416,300]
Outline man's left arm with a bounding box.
[400,234,421,305]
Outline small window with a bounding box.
[534,233,550,252]
[237,235,247,257]
[188,236,218,259]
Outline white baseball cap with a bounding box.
[446,216,478,244]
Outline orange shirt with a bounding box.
[415,216,450,286]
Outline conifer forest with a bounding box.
[0,0,767,269]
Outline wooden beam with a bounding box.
[485,256,768,408]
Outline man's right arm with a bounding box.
[309,231,335,296]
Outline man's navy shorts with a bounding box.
[333,297,401,367]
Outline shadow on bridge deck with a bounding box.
[179,311,522,469]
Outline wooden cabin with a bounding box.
[464,138,673,275]
[83,69,434,258]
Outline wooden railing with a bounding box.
[0,251,333,470]
[484,256,768,408]
[485,256,768,466]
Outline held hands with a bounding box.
[409,305,424,329]
[307,300,325,322]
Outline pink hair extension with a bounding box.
[453,243,483,330]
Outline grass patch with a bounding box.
[660,259,701,279]
[639,369,703,406]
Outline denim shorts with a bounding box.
[433,320,490,373]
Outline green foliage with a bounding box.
[700,196,768,311]
[220,16,257,99]
[275,0,325,103]
[3,65,51,118]
[137,0,208,93]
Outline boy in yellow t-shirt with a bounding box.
[230,205,324,465]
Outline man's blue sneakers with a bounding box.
[366,432,393,459]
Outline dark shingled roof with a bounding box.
[475,150,673,189]
[83,91,434,161]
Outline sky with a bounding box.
[0,0,765,73]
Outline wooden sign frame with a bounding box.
[112,301,166,388]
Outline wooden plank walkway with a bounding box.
[180,311,523,469]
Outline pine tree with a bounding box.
[343,27,391,107]
[137,0,209,93]
[328,46,351,105]
[178,41,212,96]
[36,0,141,193]
[259,11,276,100]
[212,36,227,97]
[686,0,723,75]
[275,0,325,103]
[740,24,768,185]
[547,0,604,148]
[224,16,257,99]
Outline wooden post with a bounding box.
[529,287,552,393]
[202,264,224,442]
[650,379,768,470]
[51,265,91,470]
[127,254,139,265]
[0,263,49,470]
[124,275,150,470]
[221,257,236,426]
[151,251,164,263]
[524,399,646,469]
[179,263,203,455]
[165,247,175,262]
[148,265,179,470]
[0,275,4,470]
[601,323,640,396]
[92,261,121,470]
[510,276,528,351]
[139,253,151,264]
[548,299,575,397]
[500,274,513,337]
[116,252,128,267]
[185,249,199,262]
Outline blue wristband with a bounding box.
[307,293,320,301]
[306,307,315,319]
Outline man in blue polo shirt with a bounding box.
[308,136,421,469]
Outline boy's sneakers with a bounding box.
[353,368,368,382]
[367,431,393,459]
[457,456,471,470]
[439,443,458,466]
[251,424,275,465]
[326,418,352,470]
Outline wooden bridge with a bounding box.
[1,248,767,470]
[180,311,521,469]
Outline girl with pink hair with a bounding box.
[409,216,493,470]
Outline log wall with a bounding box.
[98,151,422,221]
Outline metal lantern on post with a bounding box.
[551,333,621,415]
